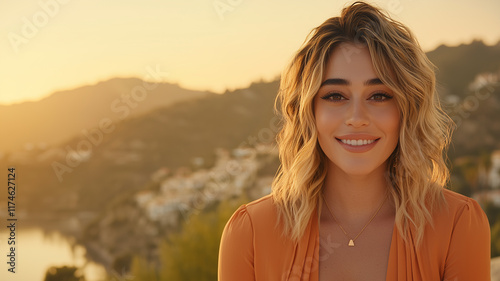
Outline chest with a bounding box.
[318,215,395,281]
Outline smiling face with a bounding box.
[313,42,400,177]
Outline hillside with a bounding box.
[427,40,500,97]
[0,80,279,215]
[0,77,212,153]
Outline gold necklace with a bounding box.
[321,192,388,247]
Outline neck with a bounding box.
[322,162,391,222]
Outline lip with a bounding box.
[335,134,380,153]
[336,134,379,140]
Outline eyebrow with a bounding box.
[320,78,384,87]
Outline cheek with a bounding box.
[376,106,400,138]
[314,103,342,135]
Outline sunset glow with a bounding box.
[1,0,499,105]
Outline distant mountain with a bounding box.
[1,80,279,214]
[0,77,213,153]
[426,40,500,158]
[427,40,500,97]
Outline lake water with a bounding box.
[0,227,106,281]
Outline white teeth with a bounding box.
[341,139,376,146]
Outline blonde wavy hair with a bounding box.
[271,1,453,246]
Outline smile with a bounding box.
[335,137,380,153]
[339,139,376,146]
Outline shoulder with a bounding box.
[219,196,276,265]
[245,194,279,221]
[429,188,490,248]
[440,188,488,224]
[219,195,278,280]
[223,194,280,235]
[435,189,491,279]
[418,188,490,249]
[219,194,290,265]
[220,194,293,253]
[412,188,491,278]
[219,195,310,280]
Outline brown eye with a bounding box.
[369,93,393,102]
[321,93,346,102]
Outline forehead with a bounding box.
[324,43,377,81]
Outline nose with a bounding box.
[345,99,369,127]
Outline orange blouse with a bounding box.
[218,188,491,281]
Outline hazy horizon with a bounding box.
[1,0,499,105]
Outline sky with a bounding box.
[1,0,499,105]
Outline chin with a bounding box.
[331,159,387,177]
[341,166,378,177]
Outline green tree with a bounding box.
[130,256,159,281]
[112,253,133,277]
[491,220,500,258]
[159,197,245,281]
[484,200,500,226]
[449,174,472,197]
[43,266,85,281]
[460,158,480,192]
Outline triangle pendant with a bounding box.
[348,239,355,247]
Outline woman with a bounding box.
[218,2,491,280]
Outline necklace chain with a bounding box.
[321,192,388,247]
